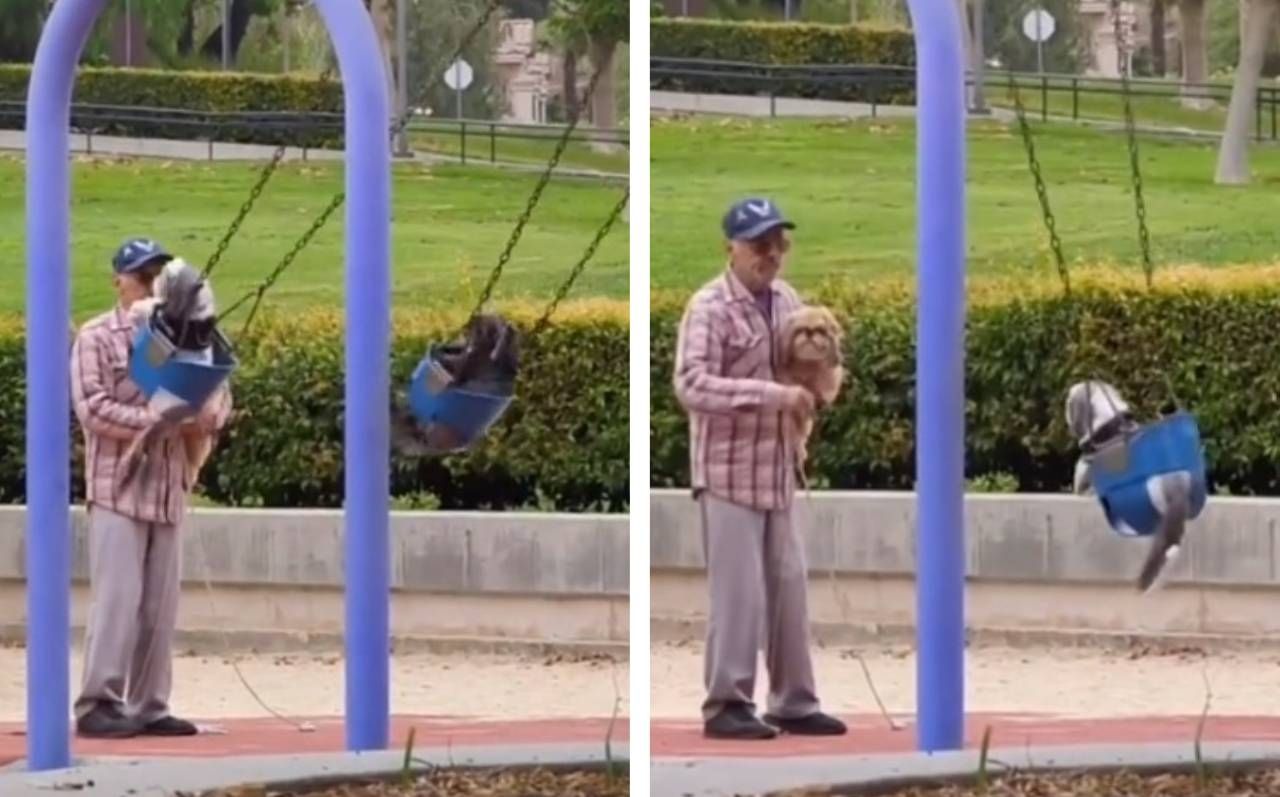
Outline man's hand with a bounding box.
[781,385,815,417]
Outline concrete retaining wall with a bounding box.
[650,489,1280,645]
[0,506,628,653]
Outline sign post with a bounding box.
[443,57,473,120]
[1021,8,1056,74]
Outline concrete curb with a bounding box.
[651,742,1280,796]
[0,742,628,796]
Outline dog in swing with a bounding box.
[1065,379,1194,593]
[118,257,221,491]
[776,305,845,484]
[390,312,521,456]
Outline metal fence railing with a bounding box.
[650,57,1280,140]
[0,100,630,163]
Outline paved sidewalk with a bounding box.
[0,129,626,181]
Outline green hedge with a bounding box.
[650,269,1280,497]
[0,302,628,513]
[0,64,342,147]
[650,18,916,104]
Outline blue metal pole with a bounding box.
[310,0,392,752]
[25,0,111,772]
[904,0,968,753]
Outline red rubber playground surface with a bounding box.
[2,713,1279,765]
[0,715,627,765]
[651,712,1280,758]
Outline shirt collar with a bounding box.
[722,265,780,305]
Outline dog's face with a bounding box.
[154,258,215,322]
[780,305,843,370]
[1065,379,1131,442]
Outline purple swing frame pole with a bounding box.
[25,0,390,770]
[904,0,968,752]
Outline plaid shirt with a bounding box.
[70,305,232,526]
[674,268,804,511]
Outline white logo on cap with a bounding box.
[745,200,772,217]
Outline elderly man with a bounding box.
[673,198,847,740]
[69,238,232,738]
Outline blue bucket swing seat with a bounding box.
[405,314,519,454]
[1085,410,1209,538]
[128,310,237,413]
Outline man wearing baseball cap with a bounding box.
[673,198,846,740]
[69,237,232,738]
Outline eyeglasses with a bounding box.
[746,233,790,255]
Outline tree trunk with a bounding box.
[969,0,987,112]
[1215,0,1277,184]
[199,0,255,63]
[1151,0,1166,75]
[562,47,579,123]
[362,0,397,122]
[587,38,619,152]
[1178,0,1209,108]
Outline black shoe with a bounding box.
[763,711,848,736]
[704,703,777,740]
[140,715,198,736]
[76,703,141,739]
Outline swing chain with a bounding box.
[530,186,628,338]
[1110,0,1155,289]
[1008,72,1070,296]
[219,192,347,339]
[202,62,339,281]
[465,61,608,326]
[214,1,502,337]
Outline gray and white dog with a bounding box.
[119,257,220,491]
[1065,379,1193,593]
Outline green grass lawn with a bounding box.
[650,114,1280,295]
[0,152,629,324]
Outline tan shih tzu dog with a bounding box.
[777,305,845,482]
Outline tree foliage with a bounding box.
[0,0,45,63]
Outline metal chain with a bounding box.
[530,186,628,339]
[214,0,502,337]
[202,61,339,281]
[1110,0,1155,289]
[218,192,347,340]
[464,61,609,328]
[1007,71,1070,297]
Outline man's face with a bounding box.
[727,225,791,293]
[114,261,163,306]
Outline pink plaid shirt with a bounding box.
[674,268,804,511]
[70,305,232,526]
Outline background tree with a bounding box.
[547,0,626,135]
[1151,0,1166,74]
[0,0,47,63]
[1215,0,1278,183]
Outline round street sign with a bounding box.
[1021,8,1056,43]
[443,58,474,91]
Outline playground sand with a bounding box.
[649,640,1280,719]
[0,640,1273,722]
[0,645,628,722]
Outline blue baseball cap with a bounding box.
[112,237,172,274]
[722,197,796,241]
